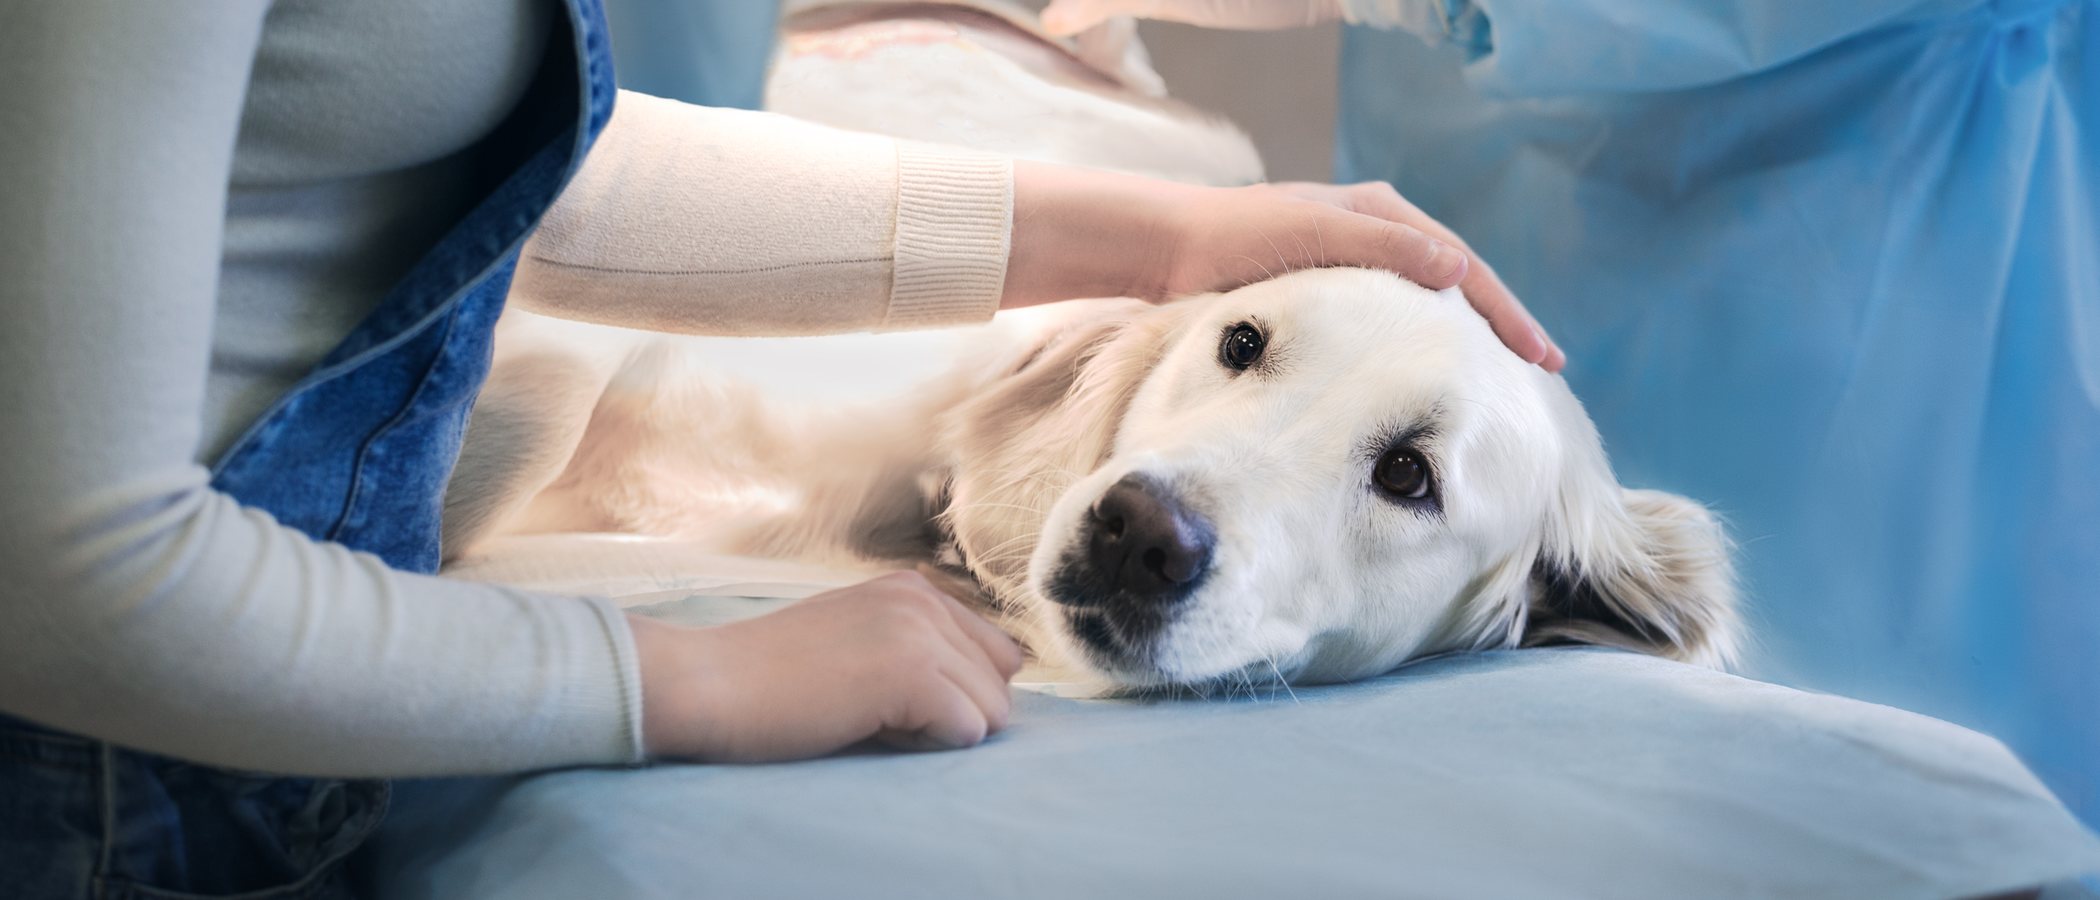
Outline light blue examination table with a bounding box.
[363,539,2100,898]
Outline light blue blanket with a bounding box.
[363,593,2099,898]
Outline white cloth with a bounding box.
[0,0,1010,776]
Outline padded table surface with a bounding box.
[364,538,2100,898]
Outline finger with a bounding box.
[871,571,1016,682]
[1040,0,1123,35]
[1513,302,1565,372]
[1462,272,1550,366]
[872,573,1014,727]
[937,642,1014,735]
[874,726,945,752]
[1542,339,1567,373]
[1342,181,1426,225]
[1336,184,1555,367]
[1453,250,1551,366]
[1321,209,1467,290]
[1274,182,1558,367]
[934,591,1026,680]
[914,604,1014,731]
[890,676,992,750]
[1496,292,1566,372]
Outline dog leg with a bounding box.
[442,336,621,560]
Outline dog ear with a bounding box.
[944,301,1177,471]
[935,301,1183,601]
[1520,488,1740,668]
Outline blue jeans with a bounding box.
[0,715,387,899]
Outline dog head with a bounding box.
[940,268,1737,690]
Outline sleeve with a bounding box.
[0,3,644,778]
[1341,0,1946,96]
[510,90,1014,336]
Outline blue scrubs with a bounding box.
[602,0,780,108]
[1339,0,2097,823]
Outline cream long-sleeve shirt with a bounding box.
[0,1,1009,777]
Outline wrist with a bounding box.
[628,613,733,760]
[1004,160,1193,308]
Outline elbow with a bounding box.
[0,476,256,734]
[26,477,221,614]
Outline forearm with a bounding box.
[513,91,1012,335]
[0,483,644,777]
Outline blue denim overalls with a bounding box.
[0,1,615,896]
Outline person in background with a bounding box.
[0,2,1553,896]
[1046,0,2099,826]
[602,0,781,108]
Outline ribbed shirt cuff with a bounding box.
[885,143,1012,329]
[580,594,649,766]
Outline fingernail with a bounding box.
[1040,8,1082,34]
[1428,243,1466,283]
[1536,334,1566,371]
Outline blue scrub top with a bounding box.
[602,0,780,108]
[1339,0,2097,823]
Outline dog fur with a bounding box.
[442,3,1738,690]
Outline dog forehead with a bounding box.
[1235,269,1492,355]
[1208,269,1566,505]
[1223,269,1516,409]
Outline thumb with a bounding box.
[1041,0,1127,36]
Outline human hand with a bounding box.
[1041,0,1346,34]
[1004,161,1563,371]
[1266,180,1566,371]
[631,571,1024,762]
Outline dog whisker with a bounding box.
[968,548,1038,563]
[1230,253,1275,282]
[969,529,1043,555]
[982,465,1076,494]
[1263,655,1300,705]
[957,502,1052,515]
[1253,224,1293,276]
[1290,231,1314,278]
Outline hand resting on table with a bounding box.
[631,571,1024,762]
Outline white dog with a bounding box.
[444,1,1738,690]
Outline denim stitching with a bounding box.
[324,305,463,543]
[95,742,116,899]
[0,749,93,771]
[82,779,391,900]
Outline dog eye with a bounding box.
[1219,322,1265,371]
[1374,448,1433,501]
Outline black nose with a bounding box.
[1083,475,1215,606]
